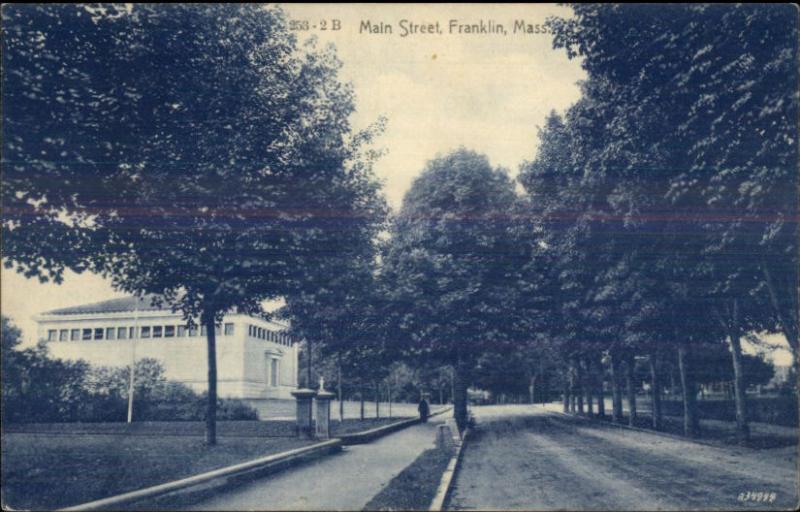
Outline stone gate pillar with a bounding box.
[291,388,317,439]
[315,389,335,439]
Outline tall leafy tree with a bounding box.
[381,149,521,430]
[2,5,384,444]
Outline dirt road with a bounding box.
[448,405,798,510]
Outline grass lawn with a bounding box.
[363,445,454,511]
[1,433,314,510]
[332,417,413,436]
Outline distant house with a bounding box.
[35,295,299,399]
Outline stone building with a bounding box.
[35,295,299,399]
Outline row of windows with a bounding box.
[47,323,235,342]
[248,325,293,346]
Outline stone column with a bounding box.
[291,388,317,439]
[315,389,335,439]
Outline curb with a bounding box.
[553,410,722,448]
[428,427,470,511]
[339,407,453,446]
[58,408,454,511]
[59,439,342,511]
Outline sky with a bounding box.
[1,4,793,365]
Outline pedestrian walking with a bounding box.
[418,394,430,423]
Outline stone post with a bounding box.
[291,388,317,439]
[315,389,335,439]
[436,424,455,450]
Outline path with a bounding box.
[245,398,439,420]
[185,412,449,511]
[449,405,798,510]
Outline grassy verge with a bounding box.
[363,445,454,511]
[332,417,413,436]
[1,433,313,510]
[589,413,797,449]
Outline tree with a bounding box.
[2,5,385,444]
[381,149,521,431]
[2,316,91,423]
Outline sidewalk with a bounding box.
[185,412,450,511]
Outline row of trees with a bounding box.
[289,5,798,437]
[515,4,798,440]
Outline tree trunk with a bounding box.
[727,323,750,442]
[306,339,313,389]
[529,374,536,405]
[649,352,662,430]
[450,367,456,408]
[567,362,576,413]
[453,361,470,432]
[359,384,365,420]
[763,264,799,359]
[204,314,217,446]
[669,366,677,396]
[575,359,585,415]
[677,345,699,437]
[583,359,594,416]
[337,360,343,422]
[374,381,380,418]
[625,353,637,426]
[609,352,623,423]
[595,356,606,418]
[386,380,392,418]
[717,300,750,443]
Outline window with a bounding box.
[224,323,234,336]
[141,326,151,338]
[71,329,80,341]
[47,330,57,342]
[82,329,92,340]
[106,327,115,340]
[165,326,175,338]
[200,325,206,336]
[129,327,136,339]
[153,326,163,338]
[189,326,198,337]
[94,328,104,340]
[118,327,127,339]
[215,325,222,336]
[259,328,264,339]
[59,329,69,342]
[177,326,186,337]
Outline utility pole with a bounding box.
[127,302,140,423]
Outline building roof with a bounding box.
[40,295,290,327]
[42,295,171,315]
